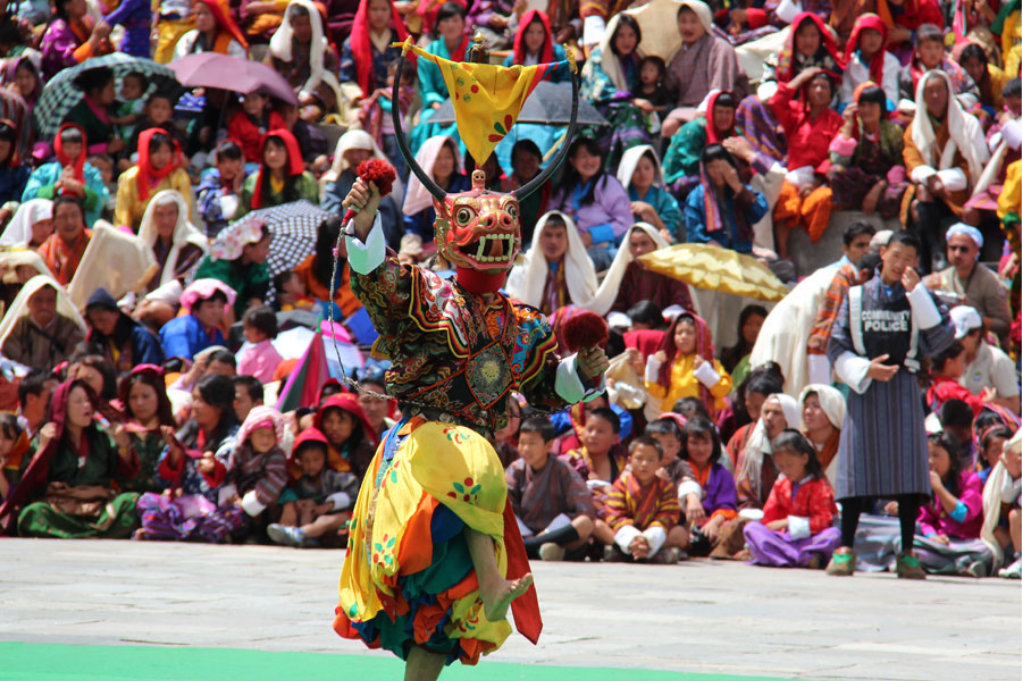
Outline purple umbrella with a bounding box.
[170,53,297,105]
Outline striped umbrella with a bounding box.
[33,53,178,138]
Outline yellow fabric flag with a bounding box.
[397,41,563,166]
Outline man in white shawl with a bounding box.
[0,275,86,372]
[0,199,52,249]
[505,211,598,315]
[903,69,990,273]
[268,0,343,117]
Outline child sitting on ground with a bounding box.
[634,55,669,114]
[215,406,290,540]
[742,430,841,569]
[994,431,1021,578]
[646,415,695,490]
[0,413,28,502]
[506,416,596,562]
[273,270,315,311]
[267,427,360,549]
[237,305,283,384]
[600,436,687,564]
[978,426,1012,485]
[678,417,738,556]
[646,312,732,416]
[561,407,629,492]
[927,341,993,418]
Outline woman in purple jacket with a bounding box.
[549,138,633,272]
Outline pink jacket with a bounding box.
[238,340,283,384]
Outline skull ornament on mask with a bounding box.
[434,170,523,293]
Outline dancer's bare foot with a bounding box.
[480,573,533,622]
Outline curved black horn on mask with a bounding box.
[513,68,580,202]
[393,54,446,203]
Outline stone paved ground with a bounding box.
[1,539,1019,680]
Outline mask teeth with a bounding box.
[476,236,487,262]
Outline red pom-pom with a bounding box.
[561,311,609,354]
[357,158,397,197]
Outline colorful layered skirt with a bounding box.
[334,417,540,665]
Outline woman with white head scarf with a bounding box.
[799,384,846,485]
[616,144,681,242]
[585,222,692,319]
[903,69,990,271]
[505,211,598,315]
[322,130,403,251]
[268,0,342,116]
[138,190,209,293]
[0,199,53,249]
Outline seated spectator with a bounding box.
[678,416,738,557]
[550,393,634,455]
[597,223,692,317]
[322,131,402,251]
[66,352,117,401]
[724,369,785,473]
[736,13,842,164]
[237,305,283,384]
[267,0,342,118]
[409,2,469,153]
[273,270,315,311]
[601,436,687,563]
[22,124,109,227]
[839,14,901,108]
[579,14,653,169]
[685,144,769,254]
[505,211,598,315]
[117,365,177,494]
[5,380,139,538]
[402,135,470,242]
[138,189,208,296]
[927,341,992,417]
[645,311,732,417]
[357,57,415,181]
[159,279,235,361]
[38,196,93,286]
[173,0,248,60]
[549,138,633,271]
[719,305,768,387]
[898,24,977,103]
[338,0,409,123]
[949,307,1020,414]
[828,83,907,220]
[616,145,681,242]
[990,430,1021,578]
[197,140,246,239]
[0,199,53,250]
[39,0,113,80]
[313,393,380,483]
[664,90,738,198]
[503,10,568,77]
[645,415,695,490]
[0,413,28,502]
[910,431,991,576]
[561,406,628,491]
[662,0,745,138]
[267,427,359,548]
[507,416,596,562]
[977,424,1012,485]
[926,226,1011,343]
[770,67,844,259]
[292,216,364,320]
[124,91,187,164]
[227,93,287,165]
[904,70,989,272]
[63,67,123,159]
[195,219,271,320]
[957,43,1007,115]
[500,140,549,246]
[0,275,86,372]
[0,120,28,208]
[239,129,318,216]
[743,430,842,568]
[798,384,845,485]
[467,0,516,49]
[233,375,264,424]
[16,370,59,438]
[736,393,799,510]
[115,129,193,231]
[357,370,394,441]
[85,288,165,374]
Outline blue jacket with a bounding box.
[159,314,227,362]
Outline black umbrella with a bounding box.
[428,80,607,126]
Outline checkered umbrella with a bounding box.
[216,200,332,282]
[33,53,178,139]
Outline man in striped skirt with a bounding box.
[824,231,956,579]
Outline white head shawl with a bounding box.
[402,136,462,217]
[615,144,665,191]
[505,211,599,308]
[0,199,52,248]
[594,13,632,93]
[0,274,87,348]
[584,222,669,317]
[798,384,845,430]
[138,190,209,288]
[0,250,50,285]
[269,0,342,106]
[678,0,714,35]
[911,70,988,184]
[322,129,388,184]
[739,392,800,498]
